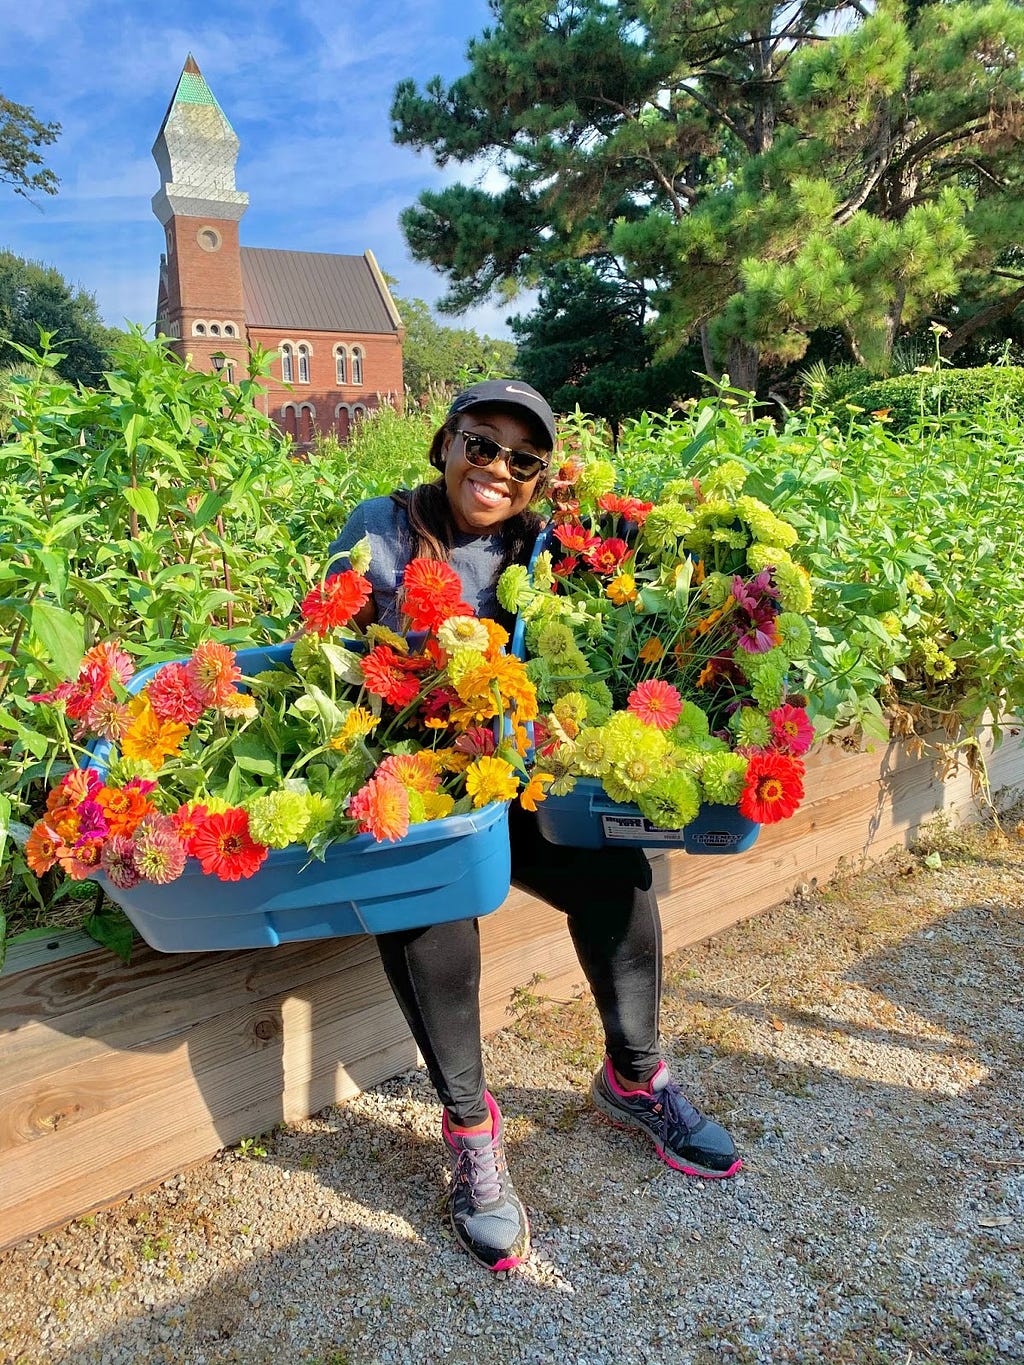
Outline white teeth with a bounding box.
[469,480,506,504]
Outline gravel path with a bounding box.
[3,816,1023,1365]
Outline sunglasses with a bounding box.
[458,431,548,484]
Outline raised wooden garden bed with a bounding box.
[2,727,1022,1250]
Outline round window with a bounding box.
[197,227,221,252]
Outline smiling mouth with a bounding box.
[467,479,507,506]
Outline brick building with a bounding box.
[152,55,404,445]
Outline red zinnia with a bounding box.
[738,751,805,824]
[768,704,815,757]
[553,523,600,555]
[401,558,464,632]
[627,679,683,730]
[300,569,373,635]
[191,808,269,881]
[597,493,654,526]
[585,537,631,576]
[553,555,580,579]
[361,645,424,707]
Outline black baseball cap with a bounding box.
[447,380,557,450]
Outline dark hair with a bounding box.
[390,412,547,570]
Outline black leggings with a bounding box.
[374,805,663,1126]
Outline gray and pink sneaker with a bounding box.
[442,1091,530,1271]
[591,1058,742,1179]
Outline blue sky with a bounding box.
[0,0,523,339]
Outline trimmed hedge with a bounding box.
[847,365,1024,430]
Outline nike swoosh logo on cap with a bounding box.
[504,385,535,397]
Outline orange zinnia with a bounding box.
[26,820,62,875]
[97,784,155,838]
[347,774,410,842]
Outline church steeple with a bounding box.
[152,56,249,377]
[151,54,248,226]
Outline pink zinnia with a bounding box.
[185,642,242,707]
[147,663,207,725]
[101,834,141,890]
[132,813,187,884]
[627,679,683,730]
[769,703,815,756]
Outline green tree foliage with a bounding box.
[395,293,516,395]
[0,93,59,199]
[509,260,702,443]
[0,251,120,386]
[392,1,1024,391]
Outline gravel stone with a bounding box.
[2,816,1023,1364]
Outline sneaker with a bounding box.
[591,1058,742,1179]
[442,1091,530,1271]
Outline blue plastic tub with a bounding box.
[91,802,511,952]
[512,531,760,853]
[85,641,512,952]
[533,777,759,853]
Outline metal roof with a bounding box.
[240,247,402,335]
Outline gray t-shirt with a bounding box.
[327,496,512,631]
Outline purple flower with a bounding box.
[76,798,110,840]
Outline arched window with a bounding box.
[299,403,316,444]
[223,323,235,337]
[335,402,351,442]
[192,320,207,336]
[297,343,311,384]
[334,344,348,385]
[281,343,294,383]
[351,346,364,386]
[281,403,298,440]
[209,322,221,336]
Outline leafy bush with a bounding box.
[846,365,1024,430]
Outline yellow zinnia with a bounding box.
[465,755,519,807]
[638,637,665,663]
[606,573,637,605]
[330,705,379,751]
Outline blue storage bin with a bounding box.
[92,802,510,952]
[533,778,759,853]
[85,641,512,951]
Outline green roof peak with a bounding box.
[171,55,225,113]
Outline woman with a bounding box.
[329,380,741,1273]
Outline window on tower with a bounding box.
[281,343,294,383]
[193,321,207,336]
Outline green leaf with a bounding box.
[84,907,135,963]
[123,486,160,530]
[192,489,230,529]
[230,735,278,776]
[29,601,85,680]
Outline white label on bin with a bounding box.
[601,814,685,843]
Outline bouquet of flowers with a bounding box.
[498,456,819,832]
[25,549,541,891]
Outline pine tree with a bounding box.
[393,1,1024,390]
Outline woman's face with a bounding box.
[440,407,548,535]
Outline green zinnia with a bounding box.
[637,769,701,829]
[497,564,531,614]
[735,496,798,549]
[730,706,773,749]
[700,751,749,806]
[247,789,312,848]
